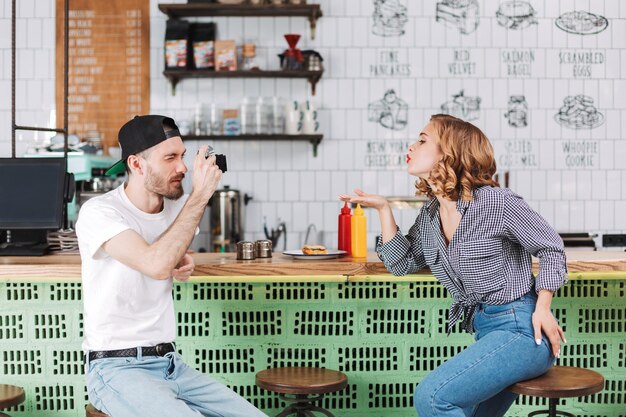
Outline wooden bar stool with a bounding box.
[256,367,348,417]
[0,384,25,417]
[86,403,109,417]
[509,366,604,417]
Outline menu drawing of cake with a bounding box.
[555,10,608,35]
[372,0,409,37]
[368,89,409,131]
[555,95,604,129]
[440,90,481,121]
[435,0,480,35]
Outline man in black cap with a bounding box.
[76,115,267,417]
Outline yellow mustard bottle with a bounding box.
[351,204,367,258]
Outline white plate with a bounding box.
[283,249,347,260]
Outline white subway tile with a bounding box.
[315,170,331,201]
[589,170,606,200]
[569,201,585,231]
[300,170,316,201]
[614,202,626,229]
[338,79,354,109]
[0,18,11,49]
[584,200,600,231]
[322,140,339,171]
[275,142,292,171]
[306,202,324,232]
[553,202,570,231]
[574,170,592,200]
[252,171,269,204]
[17,0,35,18]
[329,170,347,199]
[606,170,621,200]
[337,140,355,170]
[275,199,292,226]
[323,201,339,233]
[291,202,308,232]
[610,18,626,50]
[599,201,615,230]
[261,202,277,231]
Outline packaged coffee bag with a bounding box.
[215,40,237,71]
[165,19,189,69]
[191,22,216,70]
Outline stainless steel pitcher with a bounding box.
[209,186,251,252]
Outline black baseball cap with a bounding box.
[105,115,181,176]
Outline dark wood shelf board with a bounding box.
[184,134,321,141]
[163,69,323,95]
[158,3,322,20]
[184,134,323,156]
[163,69,322,79]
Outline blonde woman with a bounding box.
[340,114,567,417]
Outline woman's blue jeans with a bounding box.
[414,292,555,417]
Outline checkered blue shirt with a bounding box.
[376,186,568,334]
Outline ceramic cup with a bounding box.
[301,110,319,134]
[285,109,302,134]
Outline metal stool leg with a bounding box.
[527,398,575,417]
[274,393,336,417]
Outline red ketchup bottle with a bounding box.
[338,202,352,255]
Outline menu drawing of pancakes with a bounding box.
[554,95,605,129]
[555,10,609,35]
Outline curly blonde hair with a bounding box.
[416,114,499,201]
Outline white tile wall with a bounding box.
[1,0,625,251]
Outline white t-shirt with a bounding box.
[76,184,188,352]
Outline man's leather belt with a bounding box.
[88,342,175,362]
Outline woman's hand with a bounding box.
[532,307,566,358]
[172,253,195,282]
[339,189,389,211]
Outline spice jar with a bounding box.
[236,241,255,260]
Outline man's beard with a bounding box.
[145,165,184,200]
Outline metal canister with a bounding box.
[255,240,273,258]
[236,241,255,260]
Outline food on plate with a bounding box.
[555,95,604,128]
[555,11,608,35]
[302,245,328,255]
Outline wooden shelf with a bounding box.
[163,69,323,95]
[184,133,323,157]
[158,3,322,38]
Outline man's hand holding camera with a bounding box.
[192,145,223,203]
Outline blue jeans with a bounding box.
[414,292,555,417]
[86,350,268,417]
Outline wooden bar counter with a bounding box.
[0,250,624,417]
[0,250,625,282]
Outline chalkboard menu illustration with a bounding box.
[368,89,408,130]
[505,95,528,127]
[496,1,537,30]
[372,0,408,37]
[435,0,479,34]
[440,90,481,121]
[555,95,604,129]
[555,11,608,35]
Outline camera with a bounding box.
[205,146,227,173]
